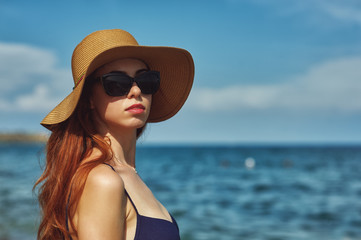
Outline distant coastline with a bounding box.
[0,132,48,143]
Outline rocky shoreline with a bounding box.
[0,133,49,143]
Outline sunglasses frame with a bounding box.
[99,70,160,97]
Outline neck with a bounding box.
[104,128,137,168]
[92,111,140,168]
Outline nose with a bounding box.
[127,82,141,99]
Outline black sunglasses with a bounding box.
[99,70,160,96]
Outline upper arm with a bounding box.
[77,165,126,240]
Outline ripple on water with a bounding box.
[307,210,338,222]
[350,219,361,228]
[253,183,273,192]
[215,198,233,209]
[2,144,361,240]
[291,182,313,193]
[357,189,361,197]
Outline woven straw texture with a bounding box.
[41,29,194,129]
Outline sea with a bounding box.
[0,143,360,240]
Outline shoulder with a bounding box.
[76,164,127,239]
[86,164,124,192]
[77,164,127,217]
[79,164,126,210]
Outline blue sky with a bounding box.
[1,0,361,144]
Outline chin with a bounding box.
[129,118,147,129]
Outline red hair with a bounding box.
[34,76,146,239]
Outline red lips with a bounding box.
[126,104,145,111]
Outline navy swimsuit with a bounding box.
[65,164,180,240]
[125,190,180,240]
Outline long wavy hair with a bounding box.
[34,75,145,240]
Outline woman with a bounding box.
[34,29,194,240]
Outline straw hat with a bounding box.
[40,29,194,129]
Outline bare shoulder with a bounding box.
[77,164,126,239]
[84,149,124,191]
[86,164,125,191]
[79,164,126,210]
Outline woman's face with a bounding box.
[90,58,152,135]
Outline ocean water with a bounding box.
[0,143,360,240]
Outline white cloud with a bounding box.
[317,0,361,25]
[15,85,62,111]
[0,42,71,112]
[188,56,361,113]
[0,43,55,91]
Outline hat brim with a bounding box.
[41,45,194,129]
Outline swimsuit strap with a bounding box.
[124,190,139,215]
[102,163,140,215]
[103,162,116,171]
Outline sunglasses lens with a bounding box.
[101,71,160,96]
[102,74,132,96]
[136,71,160,95]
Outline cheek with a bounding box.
[92,97,122,127]
[144,95,152,115]
[146,95,152,106]
[93,100,108,118]
[90,85,112,119]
